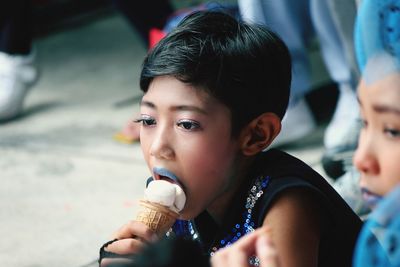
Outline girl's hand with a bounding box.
[211,227,279,267]
[99,220,158,267]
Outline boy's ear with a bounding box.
[239,113,281,156]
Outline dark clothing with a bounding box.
[176,149,362,267]
[112,0,173,46]
[0,1,32,54]
[0,1,173,54]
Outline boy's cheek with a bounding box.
[177,197,205,220]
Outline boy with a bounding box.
[99,10,361,267]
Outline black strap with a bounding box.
[99,239,135,265]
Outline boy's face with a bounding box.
[353,73,400,208]
[138,75,242,219]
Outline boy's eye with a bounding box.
[134,116,156,126]
[177,120,200,130]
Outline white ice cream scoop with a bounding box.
[173,184,186,212]
[144,180,186,212]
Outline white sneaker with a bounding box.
[270,97,316,147]
[0,51,38,120]
[323,83,360,149]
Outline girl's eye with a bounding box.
[134,116,156,126]
[177,120,201,131]
[384,127,400,138]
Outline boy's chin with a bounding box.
[178,210,196,221]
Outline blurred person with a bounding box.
[0,0,174,122]
[350,0,400,264]
[0,0,38,121]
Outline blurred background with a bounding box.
[0,1,337,266]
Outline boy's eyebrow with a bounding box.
[140,100,155,108]
[171,105,209,115]
[140,100,209,115]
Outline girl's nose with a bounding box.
[353,134,379,175]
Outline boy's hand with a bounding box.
[99,220,158,267]
[211,227,279,267]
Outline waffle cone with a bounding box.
[136,200,179,237]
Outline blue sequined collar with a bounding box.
[171,175,270,257]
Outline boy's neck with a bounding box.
[206,156,256,225]
[207,191,235,225]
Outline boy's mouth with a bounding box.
[152,167,182,187]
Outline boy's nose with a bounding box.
[149,128,175,160]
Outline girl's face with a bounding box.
[138,76,243,220]
[353,73,400,208]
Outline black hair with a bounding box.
[140,10,291,136]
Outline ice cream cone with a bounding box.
[136,200,179,237]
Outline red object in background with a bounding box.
[149,28,167,49]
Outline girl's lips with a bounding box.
[361,188,383,209]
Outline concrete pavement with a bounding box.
[0,11,329,267]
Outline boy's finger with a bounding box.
[112,220,157,242]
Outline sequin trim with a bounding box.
[209,175,270,255]
[171,175,270,266]
[184,175,270,262]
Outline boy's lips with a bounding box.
[152,167,183,188]
[361,188,383,209]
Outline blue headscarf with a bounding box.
[353,185,400,266]
[355,0,400,82]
